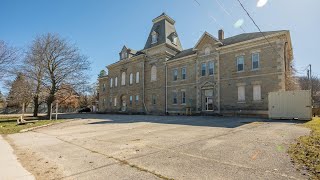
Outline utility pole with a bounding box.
[309,64,313,107]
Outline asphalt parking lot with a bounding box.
[7,114,309,180]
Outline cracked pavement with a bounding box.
[7,114,310,180]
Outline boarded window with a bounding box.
[136,72,140,83]
[237,56,244,72]
[252,53,260,70]
[115,77,118,87]
[201,63,206,76]
[238,86,245,101]
[182,67,186,80]
[209,62,214,75]
[129,73,133,84]
[151,65,157,82]
[121,72,126,85]
[253,85,261,101]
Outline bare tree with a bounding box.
[22,37,47,117]
[34,33,90,116]
[0,40,19,80]
[299,75,320,106]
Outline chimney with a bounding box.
[218,29,224,40]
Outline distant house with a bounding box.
[98,13,294,115]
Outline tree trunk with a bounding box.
[47,93,55,117]
[33,95,39,117]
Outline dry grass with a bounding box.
[288,117,320,179]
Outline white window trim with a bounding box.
[237,56,244,72]
[115,77,118,87]
[251,53,260,70]
[181,67,187,80]
[129,73,133,85]
[121,72,126,85]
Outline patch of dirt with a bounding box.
[4,136,64,180]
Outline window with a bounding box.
[181,67,186,80]
[109,98,112,106]
[102,98,105,106]
[204,47,210,56]
[121,72,126,85]
[238,86,245,102]
[102,84,106,91]
[115,77,118,87]
[253,85,261,101]
[151,31,158,44]
[110,78,113,88]
[237,56,244,72]
[129,96,133,105]
[135,95,139,104]
[201,63,206,76]
[173,92,178,104]
[152,94,156,105]
[129,73,133,84]
[114,97,117,106]
[173,36,178,45]
[151,65,157,82]
[252,53,260,70]
[122,52,127,59]
[136,72,140,83]
[209,62,214,75]
[181,91,186,104]
[173,69,178,81]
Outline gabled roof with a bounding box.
[169,48,196,60]
[221,30,287,45]
[194,31,222,49]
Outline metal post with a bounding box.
[309,64,313,107]
[22,102,25,120]
[50,103,52,120]
[55,101,58,120]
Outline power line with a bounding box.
[235,0,285,61]
[192,0,233,37]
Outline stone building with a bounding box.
[98,13,293,115]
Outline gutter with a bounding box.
[165,64,168,114]
[142,58,148,114]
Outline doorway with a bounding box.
[205,97,214,111]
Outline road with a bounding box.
[6,114,309,180]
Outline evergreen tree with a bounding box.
[6,73,32,109]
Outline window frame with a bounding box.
[115,77,118,87]
[236,56,244,72]
[181,91,186,105]
[173,91,178,105]
[151,32,158,44]
[208,61,214,76]
[114,97,117,106]
[110,78,113,88]
[201,63,206,76]
[129,95,133,105]
[121,72,126,85]
[181,67,186,80]
[173,69,178,81]
[135,95,139,104]
[253,84,261,101]
[152,94,156,105]
[151,65,157,82]
[237,85,245,102]
[252,53,260,70]
[129,73,133,85]
[136,72,140,83]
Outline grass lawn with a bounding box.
[288,117,320,179]
[0,116,65,134]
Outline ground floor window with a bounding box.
[135,95,139,104]
[114,97,117,106]
[129,96,133,105]
[173,92,178,104]
[253,85,261,101]
[152,94,156,105]
[181,91,186,104]
[238,86,245,102]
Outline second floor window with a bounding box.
[110,78,113,88]
[136,72,140,83]
[129,73,133,84]
[115,77,118,87]
[173,69,178,81]
[209,62,214,75]
[121,72,126,85]
[237,56,244,72]
[182,67,186,80]
[252,53,260,70]
[151,65,157,82]
[201,63,206,76]
[102,84,106,91]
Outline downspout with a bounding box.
[165,64,168,115]
[142,58,148,114]
[217,53,221,113]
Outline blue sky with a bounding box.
[1,0,320,92]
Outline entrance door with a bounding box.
[205,97,213,111]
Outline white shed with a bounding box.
[268,90,312,120]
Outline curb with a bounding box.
[19,121,66,133]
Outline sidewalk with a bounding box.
[0,135,34,180]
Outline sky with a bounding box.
[1,0,320,92]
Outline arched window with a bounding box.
[115,77,118,87]
[121,72,126,85]
[151,65,157,82]
[136,72,140,83]
[110,78,113,88]
[129,73,133,84]
[151,31,158,44]
[204,47,211,56]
